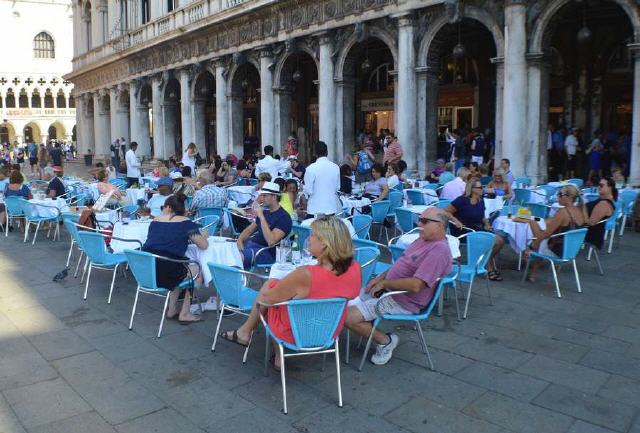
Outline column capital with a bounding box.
[212,57,229,68]
[391,12,414,27]
[255,46,273,58]
[314,31,333,46]
[98,88,108,98]
[526,52,550,66]
[415,65,439,77]
[628,42,640,58]
[505,0,527,7]
[490,56,505,65]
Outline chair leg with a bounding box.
[452,283,461,320]
[549,260,562,298]
[279,345,288,414]
[517,251,522,271]
[345,330,350,364]
[263,333,270,377]
[321,353,327,372]
[74,251,84,278]
[129,287,140,330]
[587,246,593,261]
[335,339,343,408]
[107,265,119,304]
[572,259,582,293]
[242,330,253,364]
[32,221,41,245]
[462,279,475,319]
[211,304,225,352]
[157,293,170,338]
[620,215,627,236]
[593,248,604,276]
[521,258,532,283]
[358,322,378,372]
[607,229,614,254]
[485,274,493,306]
[415,321,434,370]
[83,264,92,300]
[66,240,74,267]
[23,222,30,243]
[81,256,89,283]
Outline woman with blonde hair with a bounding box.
[182,142,198,174]
[220,215,361,370]
[485,168,513,200]
[524,184,587,282]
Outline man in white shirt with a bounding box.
[303,141,340,216]
[440,167,469,201]
[564,128,579,178]
[125,141,141,186]
[254,145,289,179]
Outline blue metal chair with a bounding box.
[346,214,372,239]
[421,183,440,191]
[370,200,391,242]
[124,249,201,338]
[392,183,403,192]
[585,218,607,276]
[567,178,584,188]
[291,224,312,249]
[406,189,426,205]
[61,213,81,268]
[356,274,455,372]
[197,206,225,220]
[353,238,392,276]
[224,208,253,238]
[513,188,532,205]
[524,202,551,219]
[480,176,493,186]
[436,199,452,209]
[208,263,264,363]
[583,193,599,203]
[394,207,415,233]
[19,198,61,245]
[521,228,588,298]
[456,231,496,319]
[249,178,259,186]
[514,177,532,188]
[77,230,136,303]
[538,185,558,203]
[618,190,638,236]
[259,297,348,414]
[4,196,24,236]
[354,246,380,289]
[604,202,623,254]
[193,215,220,233]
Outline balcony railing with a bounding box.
[0,108,76,117]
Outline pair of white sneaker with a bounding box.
[371,333,399,365]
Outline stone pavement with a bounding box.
[1,215,640,432]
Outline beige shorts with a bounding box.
[350,295,411,321]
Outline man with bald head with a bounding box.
[346,208,453,366]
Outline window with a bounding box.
[33,32,55,58]
[141,0,150,24]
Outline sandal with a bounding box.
[179,316,203,325]
[220,329,250,347]
[488,271,503,281]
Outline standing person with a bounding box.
[28,142,38,175]
[120,137,127,161]
[499,158,514,184]
[285,134,298,157]
[125,141,141,187]
[37,144,48,179]
[382,137,403,167]
[304,141,340,217]
[351,141,375,183]
[586,131,604,183]
[470,129,485,164]
[564,128,579,179]
[255,145,289,179]
[49,142,63,168]
[110,139,121,173]
[182,142,198,175]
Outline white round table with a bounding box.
[126,188,147,205]
[300,217,356,238]
[110,219,152,253]
[340,196,371,215]
[95,209,119,226]
[268,259,318,280]
[395,233,461,259]
[186,237,244,285]
[492,215,546,253]
[227,186,254,205]
[28,198,69,218]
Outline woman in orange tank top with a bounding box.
[219,215,361,370]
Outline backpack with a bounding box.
[356,150,373,174]
[195,152,204,168]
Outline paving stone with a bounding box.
[566,420,622,433]
[203,407,298,433]
[3,306,66,336]
[27,329,93,361]
[597,375,640,408]
[463,392,574,433]
[114,408,205,433]
[0,393,27,433]
[0,338,58,391]
[293,405,414,433]
[450,339,534,370]
[516,355,610,394]
[532,384,637,432]
[89,330,165,364]
[59,310,125,339]
[580,349,640,381]
[4,378,91,429]
[499,332,590,363]
[394,342,474,375]
[150,327,212,361]
[28,411,117,433]
[455,362,549,402]
[385,397,508,433]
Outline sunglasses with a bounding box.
[418,217,441,225]
[472,186,483,189]
[557,192,572,197]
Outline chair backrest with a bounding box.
[480,176,493,186]
[389,244,406,263]
[464,231,495,272]
[538,185,558,199]
[583,193,599,203]
[18,198,36,219]
[196,215,220,232]
[224,209,244,237]
[514,177,532,187]
[436,199,452,209]
[207,263,247,307]
[350,214,372,239]
[524,203,549,219]
[619,190,638,212]
[392,183,403,192]
[291,224,312,249]
[77,231,108,264]
[413,276,449,320]
[513,188,531,204]
[4,196,24,216]
[353,238,380,253]
[388,191,403,212]
[560,227,588,260]
[406,190,426,205]
[370,200,390,223]
[394,208,415,233]
[197,206,225,220]
[567,178,584,188]
[354,246,380,286]
[61,213,81,241]
[421,183,440,192]
[123,249,160,291]
[287,298,347,350]
[605,202,623,231]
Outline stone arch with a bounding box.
[191,69,215,101]
[335,25,398,80]
[0,121,17,143]
[417,6,504,68]
[23,121,43,143]
[530,0,640,53]
[273,42,320,88]
[226,56,260,96]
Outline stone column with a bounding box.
[151,75,165,159]
[274,86,292,156]
[491,57,504,164]
[129,80,150,156]
[526,53,550,185]
[93,91,111,158]
[27,92,32,109]
[501,1,528,177]
[214,60,230,156]
[335,79,355,160]
[162,102,178,159]
[629,44,640,186]
[258,48,275,151]
[395,13,418,172]
[318,33,337,159]
[193,98,207,156]
[416,67,439,179]
[229,93,244,158]
[109,86,129,147]
[179,68,194,152]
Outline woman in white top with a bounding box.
[182,142,197,174]
[385,162,400,190]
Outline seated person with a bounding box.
[189,175,228,213]
[363,163,389,201]
[96,169,123,204]
[485,168,513,200]
[289,155,306,179]
[285,179,307,223]
[251,172,272,200]
[585,178,617,250]
[236,160,252,186]
[345,208,452,365]
[524,185,587,282]
[428,158,446,183]
[221,215,360,370]
[444,177,490,236]
[47,166,66,198]
[385,163,400,190]
[339,164,353,195]
[273,178,294,217]
[437,163,455,186]
[440,167,470,200]
[4,171,32,199]
[214,159,238,186]
[147,177,174,216]
[142,194,209,323]
[236,181,292,269]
